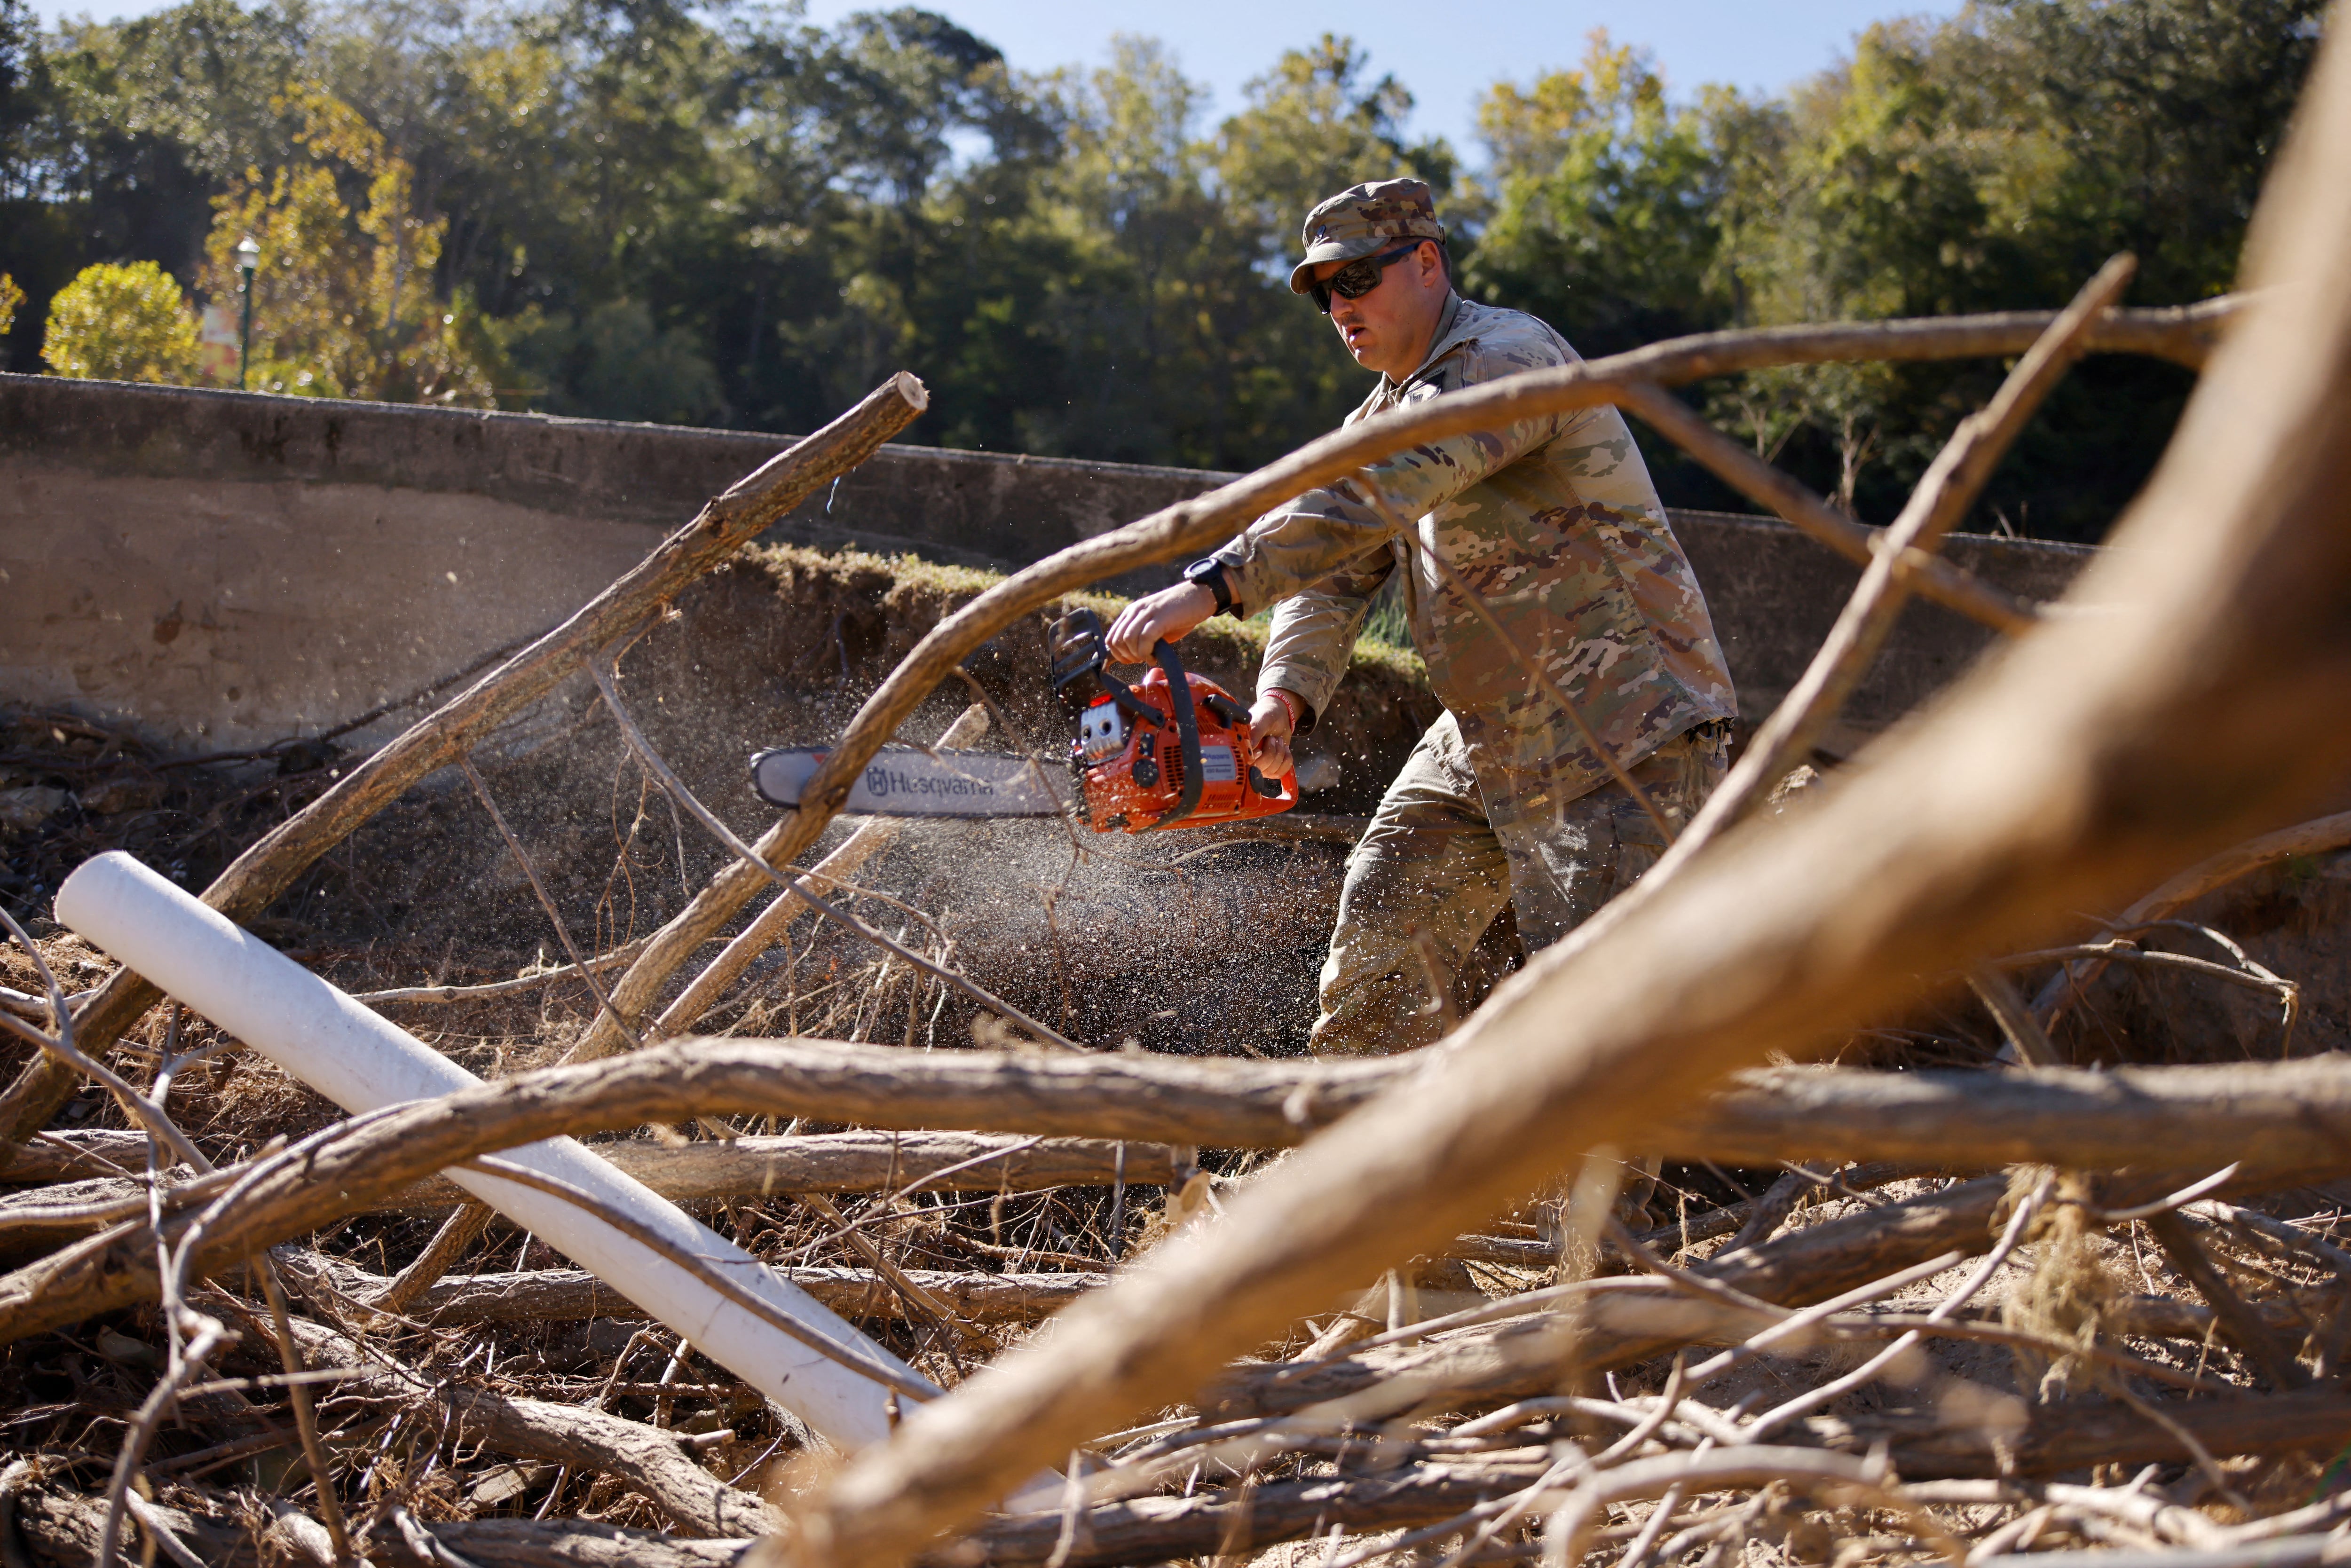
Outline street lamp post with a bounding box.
[235,235,260,391]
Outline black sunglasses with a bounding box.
[1309,244,1427,314]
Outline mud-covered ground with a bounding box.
[2,545,1443,1057]
[9,544,2351,1564]
[7,541,2348,1066]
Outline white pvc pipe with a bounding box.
[57,851,931,1451]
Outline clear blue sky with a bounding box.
[792,0,1960,153]
[29,0,1961,158]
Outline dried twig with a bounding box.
[0,371,931,1162]
[460,754,644,1053]
[589,659,1081,1052]
[2143,1209,2309,1388]
[572,301,2237,1067]
[788,53,2351,1552]
[2030,806,2351,1032]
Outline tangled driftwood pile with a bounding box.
[5,29,2351,1568]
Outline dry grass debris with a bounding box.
[1,80,2349,1568]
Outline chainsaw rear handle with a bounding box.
[1195,690,1283,796]
[1194,691,1288,799]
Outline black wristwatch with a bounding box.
[1182,558,1237,617]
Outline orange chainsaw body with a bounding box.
[1056,613,1299,834]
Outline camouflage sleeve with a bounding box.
[1551,404,1672,528]
[1255,547,1397,733]
[1209,403,1565,617]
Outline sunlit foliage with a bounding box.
[0,0,2321,538]
[40,258,198,380]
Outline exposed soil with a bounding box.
[8,544,2351,1565]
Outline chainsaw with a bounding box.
[749,608,1299,833]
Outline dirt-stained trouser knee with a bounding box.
[1310,713,1728,1056]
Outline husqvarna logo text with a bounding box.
[863,765,994,799]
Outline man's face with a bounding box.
[1312,241,1448,379]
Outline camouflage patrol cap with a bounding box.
[1288,178,1448,294]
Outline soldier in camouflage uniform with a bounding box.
[1107,178,1736,1055]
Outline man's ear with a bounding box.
[1419,241,1447,289]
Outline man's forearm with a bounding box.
[1257,592,1375,734]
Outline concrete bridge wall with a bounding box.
[0,374,2092,753]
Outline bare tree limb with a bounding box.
[1618,382,2039,634]
[0,373,931,1166]
[648,703,992,1042]
[589,660,1079,1051]
[2143,1209,2309,1388]
[571,303,2235,1060]
[375,1199,494,1319]
[0,1133,1184,1248]
[277,1302,785,1537]
[786,34,2351,1561]
[2030,805,2351,1032]
[13,1048,2351,1345]
[290,1254,1104,1326]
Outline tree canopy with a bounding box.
[0,0,2321,541]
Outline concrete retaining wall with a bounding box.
[0,373,2092,754]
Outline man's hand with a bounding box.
[1105,583,1217,665]
[1245,689,1301,780]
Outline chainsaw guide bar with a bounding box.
[749,607,1298,834]
[750,745,1068,819]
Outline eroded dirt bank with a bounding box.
[7,544,1440,1055]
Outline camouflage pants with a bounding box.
[1310,712,1730,1056]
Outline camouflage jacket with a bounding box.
[1211,294,1737,809]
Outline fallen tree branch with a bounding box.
[12,1483,757,1568]
[1617,382,2039,634]
[786,42,2351,1559]
[1205,1175,2012,1421]
[1816,1382,2351,1479]
[440,1386,782,1538]
[647,703,992,1044]
[12,1048,2351,1343]
[572,303,2238,1060]
[375,1199,493,1318]
[0,1132,1183,1248]
[267,1309,783,1538]
[590,659,1080,1051]
[304,1257,1106,1326]
[461,753,645,1052]
[2142,1209,2310,1388]
[354,935,656,1006]
[0,372,931,1168]
[2030,805,2351,1032]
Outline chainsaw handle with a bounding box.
[1149,638,1207,828]
[1203,686,1288,796]
[1200,690,1251,728]
[1051,607,1161,727]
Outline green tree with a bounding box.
[1016,36,1223,462]
[1712,0,2323,534]
[1466,33,1733,355]
[1208,35,1457,464]
[200,85,497,402]
[40,258,198,379]
[503,297,721,423]
[2,0,2322,540]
